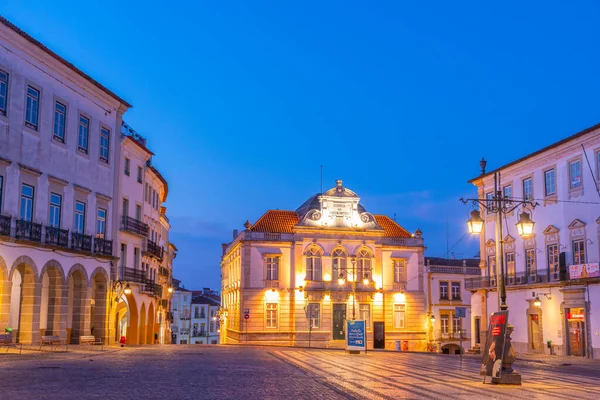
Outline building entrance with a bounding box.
[332,304,346,340]
[528,313,542,352]
[566,308,586,356]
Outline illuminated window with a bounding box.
[506,252,515,276]
[356,249,372,281]
[332,248,347,280]
[394,304,405,329]
[547,245,559,278]
[359,304,370,328]
[305,247,322,281]
[573,240,585,265]
[265,257,279,280]
[453,315,462,334]
[526,248,536,276]
[441,315,449,334]
[393,260,406,283]
[266,303,278,328]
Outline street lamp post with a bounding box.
[351,256,357,320]
[461,169,537,384]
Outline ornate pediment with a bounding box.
[503,235,515,243]
[485,239,496,247]
[543,225,560,235]
[568,219,586,229]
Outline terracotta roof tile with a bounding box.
[250,210,299,233]
[374,215,412,238]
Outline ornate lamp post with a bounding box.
[461,167,537,384]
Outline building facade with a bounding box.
[171,288,220,344]
[467,123,600,357]
[425,257,480,354]
[0,16,130,344]
[111,122,175,345]
[220,180,427,350]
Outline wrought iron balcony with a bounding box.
[71,232,92,252]
[192,330,207,337]
[15,220,42,242]
[466,271,556,290]
[143,282,162,298]
[0,215,10,236]
[159,266,170,278]
[94,237,113,256]
[144,239,164,260]
[121,215,149,237]
[122,266,150,284]
[45,226,69,248]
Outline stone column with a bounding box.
[57,283,69,342]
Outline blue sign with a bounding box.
[455,307,466,318]
[346,320,366,351]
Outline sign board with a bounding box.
[480,311,509,380]
[244,314,249,320]
[569,263,600,280]
[567,308,585,321]
[345,320,366,352]
[244,308,250,314]
[455,307,466,318]
[331,202,352,217]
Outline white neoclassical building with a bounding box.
[0,16,129,344]
[467,123,600,357]
[170,286,220,345]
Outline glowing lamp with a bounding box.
[466,210,484,235]
[534,296,541,308]
[394,292,406,304]
[124,283,132,295]
[516,212,535,238]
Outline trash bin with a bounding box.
[396,340,401,351]
[401,341,409,351]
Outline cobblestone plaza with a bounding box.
[1,346,599,399]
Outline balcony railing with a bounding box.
[15,220,42,242]
[144,239,164,260]
[122,267,150,284]
[71,232,92,252]
[0,215,10,236]
[121,215,149,236]
[192,330,207,337]
[45,226,69,248]
[428,266,481,275]
[466,271,554,290]
[159,266,170,278]
[144,282,162,298]
[94,237,113,256]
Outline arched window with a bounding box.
[332,248,347,280]
[305,247,323,281]
[356,249,372,282]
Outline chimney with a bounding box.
[221,243,227,256]
[233,229,238,239]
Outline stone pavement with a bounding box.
[1,345,600,399]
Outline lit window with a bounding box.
[506,252,515,276]
[266,303,278,328]
[439,282,448,300]
[487,255,496,277]
[453,315,462,334]
[25,86,39,129]
[526,248,536,276]
[332,248,347,280]
[97,208,107,238]
[305,247,322,281]
[394,260,406,283]
[394,304,405,329]
[53,102,66,142]
[573,239,585,265]
[441,315,449,334]
[547,245,559,279]
[356,249,372,282]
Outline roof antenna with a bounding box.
[320,165,323,194]
[393,213,396,222]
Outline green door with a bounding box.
[333,304,347,340]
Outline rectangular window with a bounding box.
[20,184,34,221]
[48,193,62,228]
[144,183,149,202]
[570,160,581,188]
[526,248,536,276]
[453,316,462,335]
[122,198,129,217]
[134,247,139,270]
[124,158,130,175]
[488,255,496,278]
[441,315,449,334]
[266,303,278,329]
[0,69,7,115]
[522,177,533,201]
[137,166,143,183]
[506,252,515,276]
[53,101,66,142]
[544,169,556,196]
[99,127,110,162]
[25,86,39,129]
[307,303,320,329]
[135,204,142,221]
[394,260,405,283]
[503,185,512,205]
[439,281,448,300]
[78,115,89,153]
[266,257,278,280]
[451,282,460,300]
[305,256,322,281]
[573,239,586,265]
[393,304,405,329]
[74,201,86,234]
[485,192,494,212]
[97,208,106,238]
[547,244,559,278]
[597,151,600,181]
[120,243,127,267]
[359,304,370,328]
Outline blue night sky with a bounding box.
[2,1,600,290]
